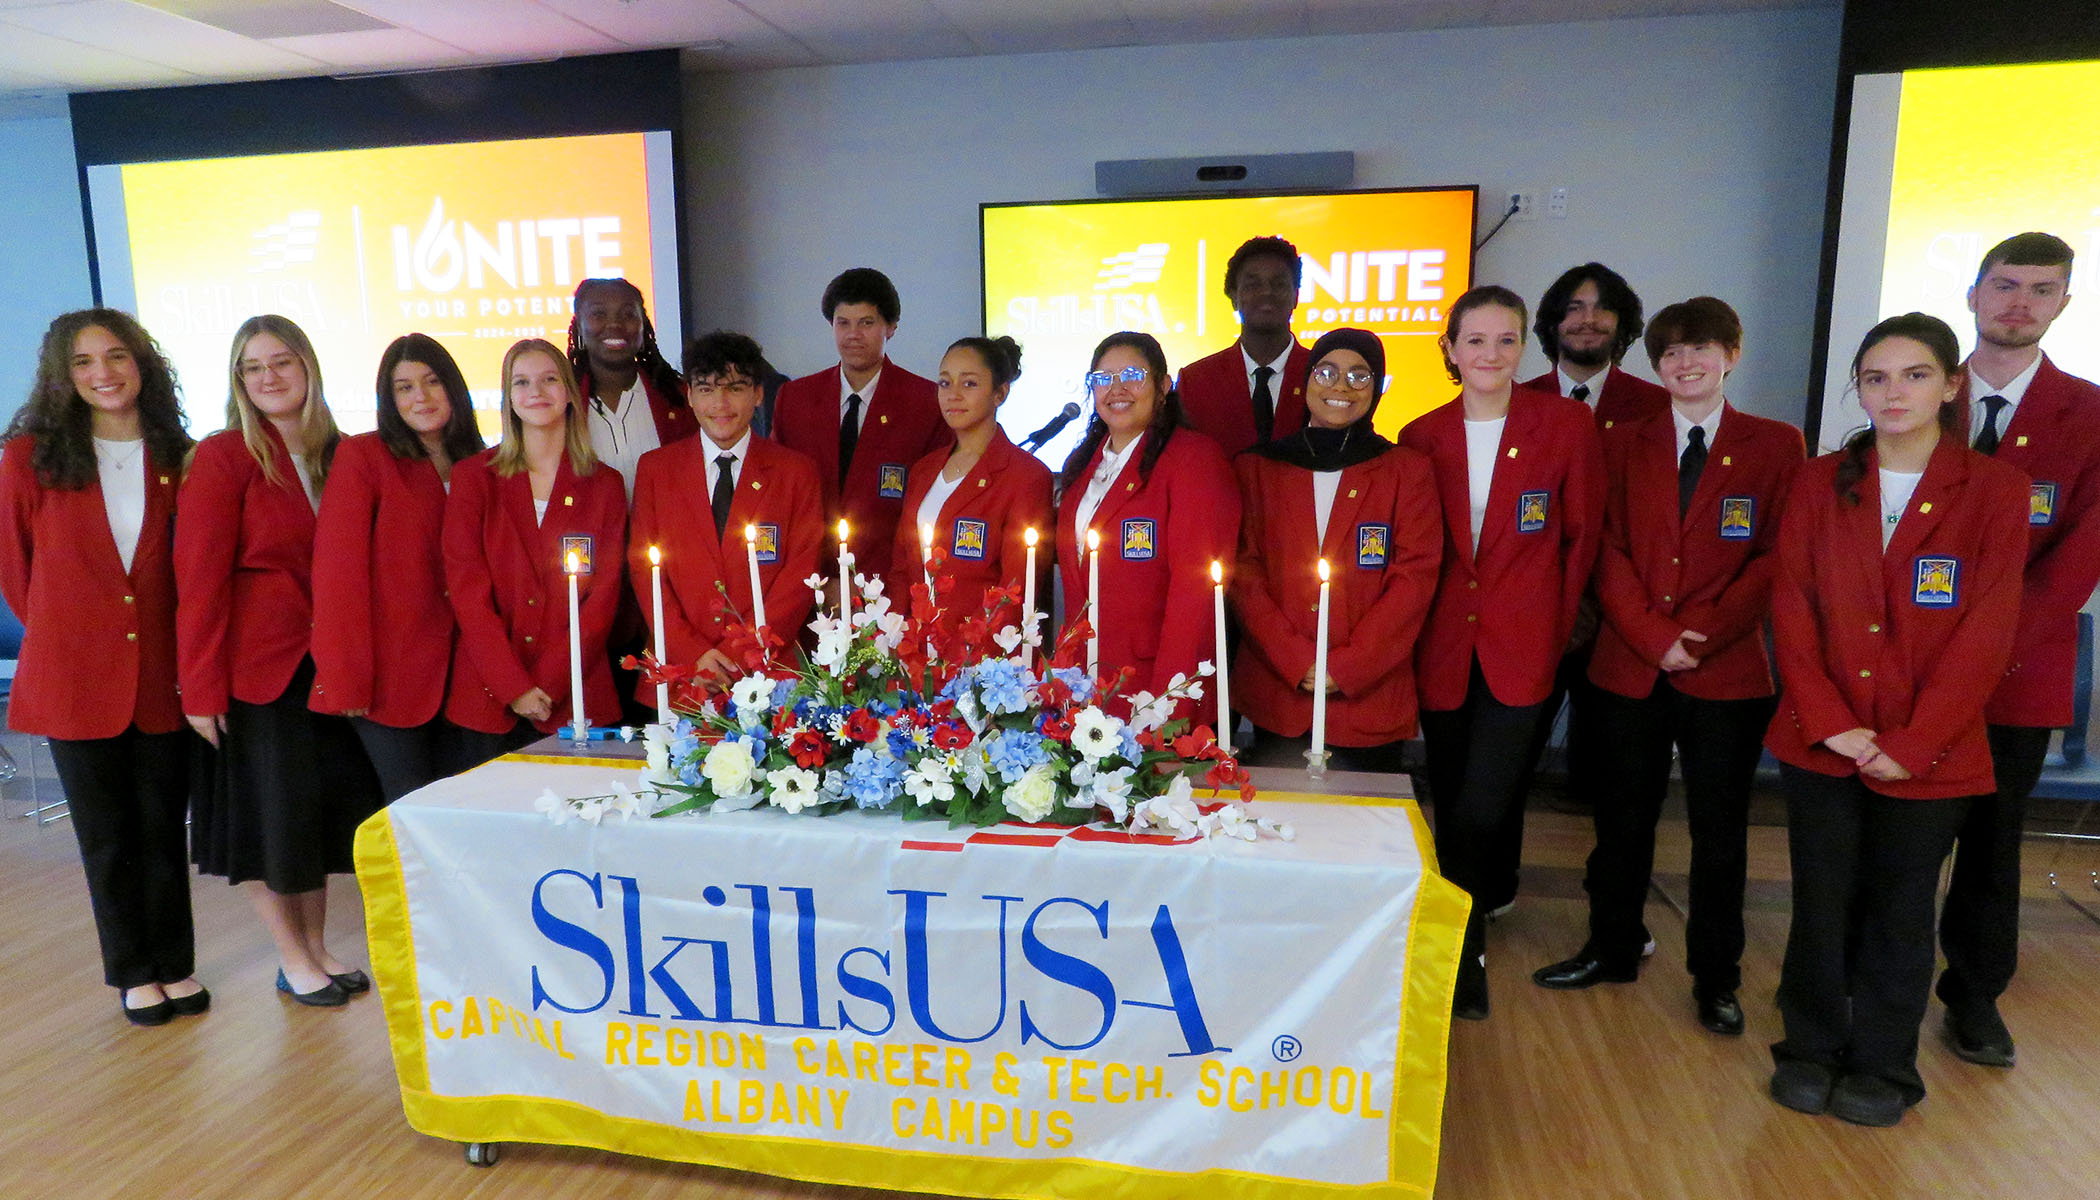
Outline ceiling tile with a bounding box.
[737,0,974,60]
[0,20,198,87]
[343,0,626,60]
[5,0,323,74]
[262,26,480,71]
[532,0,789,49]
[139,0,390,38]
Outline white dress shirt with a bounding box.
[94,437,148,574]
[588,376,662,503]
[1968,352,2042,445]
[1073,433,1142,545]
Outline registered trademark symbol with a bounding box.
[1272,1034,1302,1062]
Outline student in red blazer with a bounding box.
[1764,314,2027,1129]
[630,331,824,686]
[1398,285,1603,1022]
[1935,234,2100,1067]
[1,309,203,1025]
[445,339,626,755]
[1057,332,1241,708]
[1531,299,1804,1037]
[1231,328,1439,768]
[311,334,487,802]
[886,336,1054,640]
[178,314,382,1008]
[771,268,947,582]
[1176,236,1313,457]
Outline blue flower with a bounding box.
[1115,728,1143,763]
[975,660,1030,715]
[984,729,1051,782]
[770,677,797,708]
[1050,666,1096,704]
[885,728,918,760]
[843,745,906,810]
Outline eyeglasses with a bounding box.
[1310,363,1378,390]
[239,354,301,382]
[1084,366,1149,392]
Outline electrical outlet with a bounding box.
[1548,187,1569,219]
[1509,190,1536,221]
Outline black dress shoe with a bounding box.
[122,994,174,1027]
[1694,989,1744,1035]
[1942,1005,2015,1068]
[1828,1073,1907,1127]
[276,969,349,1008]
[330,969,372,996]
[1531,953,1638,990]
[1768,1060,1835,1115]
[165,985,212,1017]
[1453,956,1490,1021]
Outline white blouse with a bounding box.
[94,437,148,574]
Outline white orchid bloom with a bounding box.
[992,624,1024,655]
[812,625,854,674]
[608,781,642,820]
[1124,690,1173,734]
[534,788,571,825]
[575,797,606,826]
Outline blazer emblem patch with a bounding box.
[560,534,595,575]
[1517,491,1550,533]
[1718,497,1755,540]
[878,464,907,499]
[1356,523,1390,568]
[1913,556,1960,607]
[2030,482,2057,526]
[751,524,780,564]
[1121,518,1156,561]
[952,519,988,560]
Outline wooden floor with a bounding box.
[2,737,2096,1200]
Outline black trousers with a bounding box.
[1773,765,1972,1104]
[1584,681,1775,991]
[1245,728,1411,775]
[1493,648,1599,909]
[1937,723,2052,1012]
[1420,661,1548,964]
[46,728,196,989]
[352,716,469,804]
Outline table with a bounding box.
[353,745,1468,1199]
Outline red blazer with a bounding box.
[1587,405,1804,701]
[1229,446,1440,745]
[1523,364,1670,432]
[1765,439,2028,799]
[1953,356,2100,727]
[442,450,627,735]
[1398,387,1604,710]
[629,435,825,672]
[0,437,183,739]
[1057,430,1242,698]
[1176,342,1313,458]
[176,427,321,714]
[772,357,946,580]
[309,433,452,727]
[885,428,1055,628]
[638,373,697,446]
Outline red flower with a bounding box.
[788,729,829,769]
[931,721,974,750]
[1175,725,1225,761]
[1038,711,1075,742]
[843,709,883,743]
[1204,756,1250,793]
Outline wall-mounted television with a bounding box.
[982,186,1476,464]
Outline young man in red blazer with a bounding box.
[1531,298,1804,1036]
[631,331,825,685]
[1936,233,2100,1068]
[1175,235,1313,458]
[771,268,946,582]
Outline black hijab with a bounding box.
[1251,327,1393,471]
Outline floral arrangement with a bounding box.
[618,553,1290,842]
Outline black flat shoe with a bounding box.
[1769,1060,1835,1115]
[330,969,371,995]
[165,985,211,1017]
[276,969,348,1008]
[1453,955,1490,1021]
[1942,1005,2015,1068]
[1828,1073,1907,1127]
[122,994,173,1027]
[1532,952,1639,990]
[1694,989,1744,1036]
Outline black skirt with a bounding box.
[190,657,384,893]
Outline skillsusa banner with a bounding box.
[355,757,1466,1199]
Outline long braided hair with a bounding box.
[565,278,684,408]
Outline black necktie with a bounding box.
[1679,426,1707,517]
[1250,366,1275,444]
[1571,383,1591,404]
[839,392,863,480]
[711,454,735,537]
[1975,395,2007,455]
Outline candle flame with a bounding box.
[1210,559,1223,584]
[744,523,758,544]
[838,518,850,542]
[1086,528,1100,551]
[920,523,934,547]
[647,544,661,566]
[1317,558,1330,582]
[1024,526,1039,547]
[565,550,581,574]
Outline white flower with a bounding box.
[608,781,642,820]
[534,788,571,825]
[701,739,762,801]
[812,625,853,674]
[1080,764,1137,823]
[992,624,1024,655]
[576,797,606,825]
[1196,660,1216,677]
[873,607,908,652]
[642,724,672,784]
[1132,776,1201,837]
[1069,706,1124,761]
[904,757,957,807]
[804,572,827,596]
[730,675,775,723]
[770,765,822,814]
[1262,818,1297,842]
[1124,690,1174,734]
[956,748,991,795]
[617,725,638,742]
[1004,764,1059,822]
[1205,803,1259,842]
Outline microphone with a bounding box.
[1020,403,1083,451]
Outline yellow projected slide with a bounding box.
[1880,61,2100,379]
[983,189,1475,441]
[118,133,657,432]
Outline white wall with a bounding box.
[0,101,94,416]
[683,5,1842,424]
